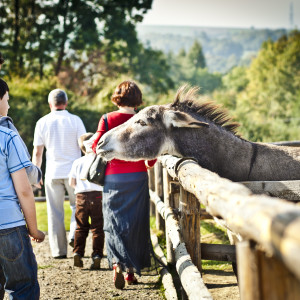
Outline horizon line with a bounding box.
[138,23,297,31]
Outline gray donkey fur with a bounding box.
[97,86,300,182]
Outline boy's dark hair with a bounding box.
[0,52,4,65]
[78,132,94,154]
[0,79,9,100]
[111,80,142,107]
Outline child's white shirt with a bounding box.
[69,155,103,194]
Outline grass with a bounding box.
[35,201,72,232]
[150,214,233,299]
[150,216,232,273]
[201,220,232,271]
[38,265,53,270]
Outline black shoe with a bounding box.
[74,253,83,268]
[90,255,101,270]
[53,255,67,259]
[69,239,74,248]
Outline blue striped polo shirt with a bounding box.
[0,126,31,229]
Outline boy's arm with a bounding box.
[11,168,45,243]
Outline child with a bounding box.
[0,79,42,186]
[0,125,45,298]
[69,132,104,269]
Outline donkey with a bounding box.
[96,86,300,182]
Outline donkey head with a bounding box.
[96,104,209,161]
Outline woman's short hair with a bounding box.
[0,79,9,100]
[111,80,142,107]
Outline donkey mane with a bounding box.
[171,85,240,135]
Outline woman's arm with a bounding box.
[11,168,45,243]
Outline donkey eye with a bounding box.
[135,120,147,126]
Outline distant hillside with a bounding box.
[136,25,287,73]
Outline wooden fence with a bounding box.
[149,154,300,300]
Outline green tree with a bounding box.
[187,40,206,70]
[132,45,174,94]
[222,66,249,93]
[0,0,153,77]
[236,31,300,141]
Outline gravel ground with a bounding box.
[3,233,239,299]
[4,233,163,300]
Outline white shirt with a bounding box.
[33,110,86,179]
[69,156,102,194]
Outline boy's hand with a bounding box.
[33,178,43,189]
[29,230,45,243]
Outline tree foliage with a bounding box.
[215,30,300,142]
[0,0,152,78]
[187,40,206,70]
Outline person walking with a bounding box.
[69,132,104,269]
[0,78,43,299]
[92,80,156,289]
[32,89,86,258]
[0,125,45,299]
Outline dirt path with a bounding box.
[4,233,163,300]
[3,233,240,299]
[203,269,239,299]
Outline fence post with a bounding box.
[236,240,260,300]
[237,238,300,300]
[148,168,156,217]
[155,162,165,232]
[257,249,300,300]
[179,187,202,272]
[163,168,175,265]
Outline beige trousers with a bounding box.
[45,178,76,257]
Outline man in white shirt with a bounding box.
[32,89,86,258]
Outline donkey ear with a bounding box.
[164,111,209,128]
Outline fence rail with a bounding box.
[149,155,300,300]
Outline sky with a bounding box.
[141,0,300,29]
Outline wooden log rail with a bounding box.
[149,155,300,300]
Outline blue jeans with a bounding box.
[0,226,39,300]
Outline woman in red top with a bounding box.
[92,80,156,289]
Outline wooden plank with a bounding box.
[200,209,213,220]
[175,244,213,300]
[148,168,156,217]
[158,155,300,282]
[242,180,300,201]
[271,141,300,147]
[258,249,300,300]
[149,191,212,300]
[155,162,165,231]
[163,168,176,265]
[148,167,155,191]
[179,188,202,271]
[201,243,236,262]
[236,241,261,300]
[151,233,178,300]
